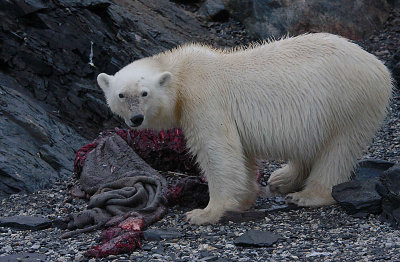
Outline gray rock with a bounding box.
[222,204,299,223]
[0,0,242,198]
[0,216,52,231]
[332,159,394,216]
[0,74,87,198]
[332,179,382,217]
[222,0,394,39]
[198,0,229,22]
[352,159,394,180]
[143,229,184,241]
[390,50,400,88]
[234,230,281,247]
[377,165,400,228]
[0,252,47,262]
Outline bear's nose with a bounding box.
[130,114,144,127]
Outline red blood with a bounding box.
[119,217,144,231]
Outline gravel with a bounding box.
[1,186,400,261]
[1,8,399,262]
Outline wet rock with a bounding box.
[223,0,394,39]
[377,165,400,229]
[0,216,52,231]
[234,230,281,247]
[198,0,230,22]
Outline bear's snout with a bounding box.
[130,114,144,127]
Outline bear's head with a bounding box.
[97,59,176,130]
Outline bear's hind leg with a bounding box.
[286,135,362,207]
[267,161,309,195]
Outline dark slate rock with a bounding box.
[0,216,52,231]
[390,50,400,88]
[201,256,219,261]
[0,74,87,198]
[332,159,395,216]
[143,229,183,241]
[332,180,382,216]
[377,165,400,229]
[222,204,299,223]
[234,230,281,247]
[141,245,152,251]
[352,159,395,180]
[0,252,47,262]
[380,201,400,229]
[198,0,229,22]
[223,0,393,40]
[0,0,241,198]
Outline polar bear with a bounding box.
[97,33,393,225]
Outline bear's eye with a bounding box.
[118,93,124,98]
[141,91,148,97]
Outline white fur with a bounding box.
[98,33,393,225]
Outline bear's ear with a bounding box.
[97,73,112,91]
[158,72,172,87]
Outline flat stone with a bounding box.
[0,252,47,262]
[143,229,183,241]
[0,216,52,231]
[234,230,281,247]
[222,206,298,223]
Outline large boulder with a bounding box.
[222,0,394,40]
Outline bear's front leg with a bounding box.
[185,128,256,225]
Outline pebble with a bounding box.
[31,243,40,250]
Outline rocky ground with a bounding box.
[1,5,400,262]
[1,183,400,262]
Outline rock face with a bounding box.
[0,73,87,198]
[222,0,394,39]
[0,0,241,198]
[199,0,230,22]
[0,0,233,139]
